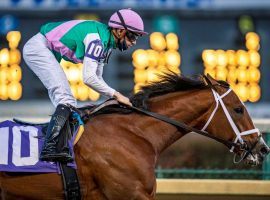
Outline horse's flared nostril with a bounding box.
[260,146,270,155]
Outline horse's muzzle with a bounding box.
[240,136,270,166]
[258,144,270,162]
[248,138,270,165]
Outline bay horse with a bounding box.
[0,73,269,200]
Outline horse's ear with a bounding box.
[203,74,218,86]
[207,74,219,84]
[203,74,219,91]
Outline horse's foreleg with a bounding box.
[132,179,156,200]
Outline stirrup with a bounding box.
[40,152,73,163]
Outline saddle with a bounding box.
[13,98,131,129]
[12,98,132,200]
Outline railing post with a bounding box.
[263,132,270,180]
[156,165,164,178]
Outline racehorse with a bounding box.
[0,73,269,200]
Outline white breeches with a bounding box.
[23,33,77,107]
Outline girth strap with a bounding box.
[59,163,81,200]
[58,120,81,200]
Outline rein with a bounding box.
[131,106,239,149]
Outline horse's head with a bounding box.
[203,74,270,165]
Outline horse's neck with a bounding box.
[138,89,213,155]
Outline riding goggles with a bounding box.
[126,31,139,42]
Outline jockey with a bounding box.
[23,9,148,163]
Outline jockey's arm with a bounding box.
[82,58,132,106]
[83,34,132,106]
[82,57,115,97]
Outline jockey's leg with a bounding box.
[23,33,77,108]
[23,33,77,162]
[40,104,73,162]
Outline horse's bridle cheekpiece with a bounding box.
[201,87,260,163]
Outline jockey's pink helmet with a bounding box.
[108,9,148,35]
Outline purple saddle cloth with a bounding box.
[0,120,76,173]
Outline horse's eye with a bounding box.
[234,107,244,114]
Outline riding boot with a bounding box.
[57,120,74,163]
[40,104,73,162]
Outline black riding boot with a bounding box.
[40,104,73,163]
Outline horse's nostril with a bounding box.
[260,146,270,155]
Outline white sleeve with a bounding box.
[96,63,104,78]
[82,33,116,97]
[96,63,110,84]
[83,57,115,97]
[96,64,115,93]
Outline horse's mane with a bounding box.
[130,72,207,109]
[84,73,229,116]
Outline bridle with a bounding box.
[130,78,261,164]
[201,87,260,163]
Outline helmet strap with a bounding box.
[113,10,136,51]
[116,11,128,30]
[111,28,128,51]
[117,38,128,51]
